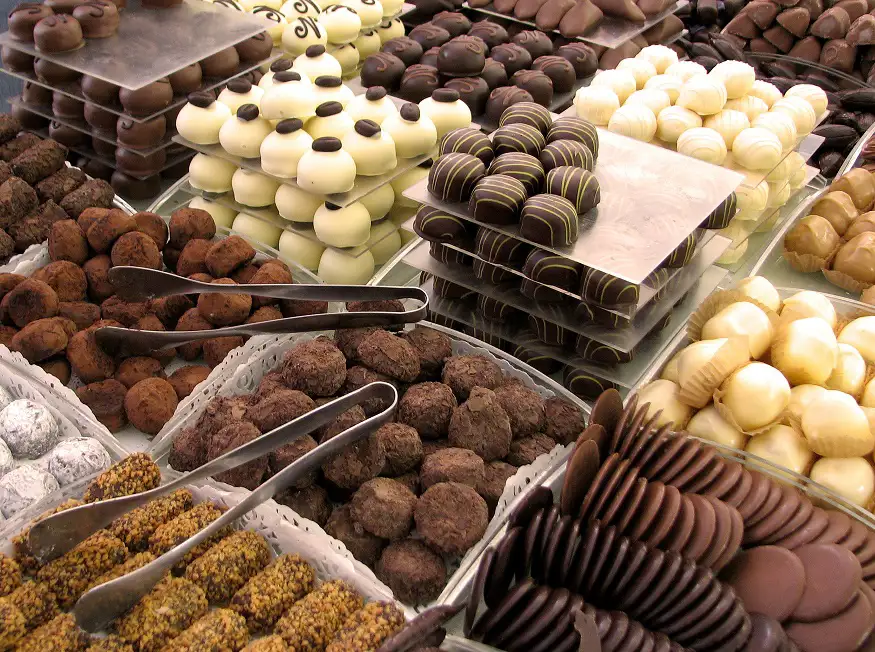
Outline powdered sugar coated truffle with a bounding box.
[0,465,59,517]
[46,437,112,486]
[0,400,59,459]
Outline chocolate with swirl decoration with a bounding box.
[520,194,579,247]
[662,231,697,268]
[488,152,545,196]
[399,64,441,103]
[498,102,552,135]
[9,3,54,41]
[277,0,318,18]
[547,116,599,159]
[580,268,639,307]
[475,226,528,264]
[433,11,472,36]
[575,335,633,363]
[490,43,532,76]
[430,242,472,266]
[381,36,423,66]
[427,152,486,202]
[492,123,546,158]
[514,335,562,374]
[214,0,243,9]
[408,22,451,49]
[413,205,469,243]
[563,366,618,400]
[477,295,519,321]
[523,248,582,292]
[468,20,509,49]
[441,128,494,165]
[473,258,516,284]
[434,277,476,300]
[700,192,737,229]
[539,140,593,173]
[532,55,576,93]
[72,0,118,38]
[520,278,567,302]
[545,166,600,215]
[437,35,486,77]
[360,52,405,90]
[445,77,490,117]
[529,314,570,346]
[470,175,527,225]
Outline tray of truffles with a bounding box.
[633,275,875,515]
[147,321,589,609]
[407,107,743,284]
[0,452,425,650]
[0,1,274,91]
[463,0,688,48]
[442,386,875,652]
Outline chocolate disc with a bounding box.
[787,590,875,652]
[526,594,581,652]
[701,459,745,502]
[700,496,736,569]
[569,520,601,592]
[688,592,749,649]
[600,461,640,526]
[588,388,623,443]
[683,494,718,563]
[467,546,495,634]
[487,585,551,648]
[854,532,875,566]
[815,509,854,545]
[532,504,560,579]
[523,509,545,576]
[653,565,716,629]
[793,543,861,622]
[723,545,807,621]
[615,477,648,536]
[602,610,630,649]
[841,520,870,554]
[573,422,609,459]
[484,527,522,607]
[631,426,673,471]
[578,452,620,520]
[508,484,553,528]
[627,480,666,541]
[744,485,802,545]
[615,402,649,458]
[776,508,830,550]
[617,547,668,612]
[742,613,787,652]
[560,437,600,517]
[642,433,688,479]
[608,539,650,605]
[764,497,815,545]
[589,458,634,522]
[632,550,684,616]
[621,412,663,463]
[471,578,537,641]
[583,524,616,595]
[653,437,702,485]
[656,488,692,550]
[670,444,719,493]
[541,515,570,584]
[714,502,745,572]
[719,465,754,511]
[684,456,726,496]
[611,395,638,450]
[515,588,573,649]
[597,535,630,598]
[746,479,786,529]
[667,580,730,639]
[557,518,582,584]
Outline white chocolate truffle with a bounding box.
[419,89,473,140]
[625,89,671,116]
[320,5,361,44]
[636,379,693,429]
[366,218,402,264]
[232,212,283,248]
[802,390,874,457]
[332,43,360,75]
[644,74,682,103]
[380,0,401,15]
[838,316,875,364]
[280,0,320,19]
[734,276,780,311]
[702,301,774,359]
[347,86,398,124]
[735,180,769,213]
[0,386,11,413]
[258,59,305,92]
[765,155,794,184]
[353,30,382,58]
[305,101,355,139]
[283,16,327,56]
[785,84,828,118]
[341,119,397,176]
[676,338,750,408]
[217,79,265,114]
[664,60,707,83]
[0,438,11,479]
[382,103,437,158]
[863,378,875,408]
[748,80,783,108]
[704,109,750,149]
[660,350,682,383]
[311,76,356,107]
[253,6,288,45]
[787,151,807,188]
[676,76,728,116]
[232,168,281,207]
[260,70,318,120]
[731,127,782,171]
[720,362,790,431]
[0,399,58,458]
[617,58,657,89]
[752,111,798,151]
[635,45,678,74]
[276,183,323,222]
[574,86,620,126]
[176,94,232,145]
[318,245,375,283]
[608,104,657,142]
[787,384,828,427]
[767,179,790,208]
[724,95,768,122]
[591,69,637,104]
[376,18,404,43]
[782,290,838,329]
[771,317,838,386]
[313,201,370,247]
[655,105,701,143]
[359,182,394,220]
[771,97,817,135]
[708,60,755,100]
[746,424,813,476]
[293,44,343,79]
[280,229,325,270]
[46,437,111,486]
[189,197,236,229]
[260,118,314,178]
[810,457,875,508]
[677,127,727,165]
[340,0,383,28]
[687,405,746,449]
[390,164,428,207]
[826,343,867,397]
[219,105,273,158]
[296,136,357,194]
[0,466,59,518]
[189,154,238,193]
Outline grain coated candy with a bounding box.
[0,554,21,597]
[184,530,271,603]
[85,635,134,651]
[87,551,158,593]
[161,608,249,651]
[116,578,208,652]
[108,489,193,551]
[0,598,26,651]
[36,530,128,608]
[231,553,316,631]
[326,601,406,652]
[12,499,83,572]
[274,580,364,651]
[242,635,289,650]
[1,581,59,629]
[83,453,161,503]
[149,501,231,572]
[16,613,88,652]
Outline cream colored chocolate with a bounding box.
[810,457,875,507]
[608,104,656,141]
[260,120,314,178]
[318,245,375,283]
[781,290,838,328]
[635,45,678,74]
[677,127,727,164]
[656,105,701,143]
[341,121,397,176]
[591,69,637,103]
[687,405,746,449]
[719,362,790,431]
[704,109,750,148]
[771,317,838,386]
[276,184,323,222]
[644,74,682,103]
[232,169,281,207]
[616,58,656,89]
[752,111,798,151]
[219,107,273,158]
[636,379,692,428]
[574,86,621,126]
[745,424,813,476]
[313,200,370,247]
[702,301,774,359]
[279,229,325,270]
[708,60,755,99]
[731,127,782,171]
[176,96,231,145]
[188,154,237,193]
[802,390,874,457]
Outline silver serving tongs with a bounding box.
[27,382,397,631]
[96,267,428,354]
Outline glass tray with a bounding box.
[0,1,274,91]
[462,0,689,49]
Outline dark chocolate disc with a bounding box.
[722,545,807,621]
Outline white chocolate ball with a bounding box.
[625,89,671,116]
[329,43,360,76]
[787,151,807,188]
[677,127,727,165]
[702,301,774,359]
[188,154,237,193]
[704,109,750,149]
[296,143,357,194]
[753,111,798,151]
[771,317,838,386]
[260,121,314,178]
[787,384,828,428]
[320,5,362,44]
[260,72,318,120]
[617,58,657,89]
[176,98,232,145]
[687,405,746,449]
[720,362,791,431]
[280,0,320,19]
[276,183,323,222]
[782,290,838,329]
[340,0,383,28]
[353,29,382,58]
[347,91,398,125]
[359,182,394,220]
[644,74,682,103]
[731,127,783,171]
[232,212,282,248]
[282,16,328,56]
[803,390,874,457]
[635,45,679,74]
[771,97,817,135]
[637,379,693,429]
[708,60,755,100]
[767,179,791,209]
[318,245,375,283]
[735,180,769,213]
[279,228,325,270]
[574,86,620,127]
[217,84,264,114]
[734,276,780,311]
[292,47,343,80]
[838,316,875,365]
[304,107,355,140]
[748,80,783,108]
[724,95,769,122]
[785,84,828,118]
[232,169,281,207]
[746,424,813,476]
[219,111,274,158]
[188,197,236,229]
[591,69,637,104]
[366,218,402,265]
[381,108,437,158]
[661,350,682,383]
[419,95,472,140]
[341,122,397,176]
[665,60,707,83]
[826,343,868,397]
[677,76,728,116]
[376,18,404,43]
[810,457,875,508]
[608,104,657,142]
[656,105,701,143]
[313,201,370,247]
[390,165,428,207]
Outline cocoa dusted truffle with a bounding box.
[101,296,148,327]
[58,301,99,330]
[493,383,546,439]
[207,421,268,489]
[111,231,162,269]
[124,377,178,435]
[543,396,585,444]
[448,386,512,461]
[343,366,396,416]
[247,388,315,434]
[282,337,347,397]
[5,279,59,327]
[75,379,127,432]
[276,485,331,526]
[401,326,452,377]
[169,207,217,249]
[205,235,256,278]
[66,325,115,383]
[334,327,378,360]
[132,211,168,250]
[48,219,88,265]
[82,254,113,302]
[197,278,252,326]
[203,334,244,367]
[248,262,293,307]
[9,316,72,362]
[326,505,386,567]
[168,365,211,400]
[114,356,166,389]
[150,294,194,329]
[0,178,38,230]
[350,477,417,540]
[507,432,556,466]
[441,354,503,399]
[35,167,86,204]
[375,422,423,475]
[269,434,318,489]
[86,208,136,253]
[11,138,66,185]
[60,179,114,221]
[176,239,211,277]
[477,460,517,511]
[169,426,205,472]
[376,539,446,604]
[322,410,385,490]
[414,481,488,555]
[176,307,214,361]
[357,329,420,382]
[420,447,485,490]
[397,382,457,439]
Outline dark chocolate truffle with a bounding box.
[408,22,452,49]
[360,52,406,91]
[9,3,55,42]
[545,165,600,214]
[200,47,241,78]
[485,86,534,124]
[326,505,386,567]
[235,31,273,63]
[539,139,593,171]
[376,539,446,603]
[442,354,503,399]
[399,64,441,103]
[440,127,493,165]
[413,205,469,242]
[532,55,576,92]
[427,152,486,202]
[444,77,490,116]
[350,477,417,540]
[489,43,532,76]
[492,123,547,157]
[414,482,488,554]
[469,175,528,225]
[420,46,440,67]
[523,247,582,294]
[72,1,119,39]
[511,69,554,107]
[475,227,528,264]
[81,75,119,104]
[169,63,203,95]
[33,14,83,53]
[397,381,457,438]
[119,78,173,117]
[481,58,508,89]
[557,42,599,78]
[431,10,472,37]
[547,116,599,157]
[381,36,424,66]
[437,35,486,77]
[468,20,509,49]
[488,152,545,196]
[499,101,552,135]
[512,30,554,59]
[520,194,579,246]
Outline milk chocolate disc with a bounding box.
[815,510,854,545]
[793,543,861,622]
[487,585,551,647]
[632,426,675,472]
[670,444,718,492]
[615,477,648,536]
[600,461,639,526]
[746,478,786,528]
[786,590,875,652]
[627,481,667,540]
[578,452,620,520]
[714,504,745,572]
[720,466,753,510]
[588,388,623,446]
[652,564,714,628]
[764,497,815,545]
[608,539,649,604]
[643,554,695,621]
[854,532,875,567]
[467,546,495,633]
[584,525,617,596]
[701,458,744,500]
[840,520,870,554]
[659,490,694,551]
[509,484,553,528]
[744,485,802,545]
[614,403,649,457]
[684,456,726,495]
[722,546,806,621]
[573,422,609,460]
[700,497,735,569]
[776,507,829,549]
[517,589,574,649]
[650,436,700,484]
[560,438,600,517]
[590,458,634,522]
[744,613,787,652]
[622,414,664,462]
[633,550,684,616]
[610,396,638,451]
[570,520,602,591]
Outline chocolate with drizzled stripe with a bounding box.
[469,175,528,225]
[547,116,599,159]
[440,127,495,165]
[427,152,486,202]
[488,152,546,196]
[545,166,600,215]
[520,194,579,247]
[498,102,553,135]
[493,123,547,158]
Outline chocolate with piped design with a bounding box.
[532,55,576,93]
[545,166,600,215]
[700,192,737,229]
[469,175,528,225]
[427,152,486,202]
[440,128,494,165]
[520,194,579,247]
[445,77,490,117]
[430,241,472,266]
[576,335,634,363]
[434,276,476,300]
[477,294,520,321]
[475,226,529,264]
[514,337,563,374]
[493,123,547,157]
[413,205,469,242]
[498,102,553,135]
[564,366,619,399]
[490,43,533,76]
[399,64,441,103]
[488,152,545,196]
[474,258,517,284]
[520,278,568,302]
[662,231,697,268]
[539,140,594,172]
[409,22,451,49]
[468,20,509,49]
[523,248,583,294]
[547,116,599,159]
[529,314,571,346]
[581,268,639,307]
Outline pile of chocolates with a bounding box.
[165,321,587,604]
[7,0,120,54]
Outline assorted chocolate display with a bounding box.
[165,323,586,604]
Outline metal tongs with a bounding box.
[96,267,428,354]
[27,381,399,632]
